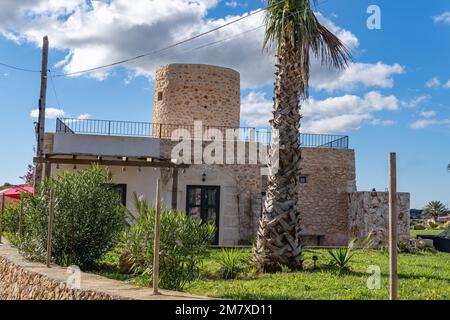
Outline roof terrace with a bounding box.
[56,118,349,149]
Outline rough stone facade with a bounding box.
[295,148,356,246]
[348,192,410,247]
[152,64,241,134]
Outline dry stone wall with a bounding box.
[348,191,410,247]
[0,244,205,300]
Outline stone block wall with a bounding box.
[152,64,240,129]
[348,191,410,247]
[296,148,356,246]
[0,244,205,300]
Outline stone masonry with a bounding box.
[348,191,410,247]
[152,64,240,131]
[0,243,206,300]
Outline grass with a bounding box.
[410,228,443,238]
[185,248,450,300]
[91,228,449,300]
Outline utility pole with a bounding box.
[34,36,49,188]
[152,179,162,295]
[389,152,398,300]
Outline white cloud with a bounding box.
[419,110,436,118]
[225,1,247,8]
[369,118,396,126]
[434,12,450,25]
[410,119,450,129]
[445,80,450,88]
[401,95,430,108]
[241,91,273,127]
[241,90,399,133]
[76,113,91,120]
[0,0,402,91]
[30,108,65,119]
[425,77,441,88]
[311,62,405,92]
[29,108,91,120]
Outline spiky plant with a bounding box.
[253,0,350,272]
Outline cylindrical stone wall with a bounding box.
[152,64,240,132]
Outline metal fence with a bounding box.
[56,118,349,149]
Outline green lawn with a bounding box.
[410,228,443,238]
[185,248,450,300]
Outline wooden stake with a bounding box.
[171,167,178,210]
[34,36,49,188]
[46,186,55,268]
[152,179,161,295]
[0,193,5,244]
[19,200,24,245]
[389,152,398,300]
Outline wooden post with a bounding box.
[171,167,178,210]
[46,186,55,268]
[34,36,49,188]
[44,161,52,180]
[152,179,161,295]
[0,193,5,244]
[389,152,398,300]
[19,200,24,245]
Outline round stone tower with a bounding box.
[152,64,240,129]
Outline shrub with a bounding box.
[218,249,245,279]
[413,224,426,230]
[328,240,355,271]
[20,165,126,269]
[2,204,21,244]
[124,193,215,291]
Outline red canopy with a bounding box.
[0,185,34,200]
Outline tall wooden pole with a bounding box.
[46,186,54,268]
[152,179,161,295]
[389,152,398,300]
[34,36,49,188]
[0,193,5,244]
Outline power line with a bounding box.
[53,0,287,77]
[0,61,40,73]
[48,70,62,109]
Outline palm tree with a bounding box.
[253,0,350,272]
[423,201,448,222]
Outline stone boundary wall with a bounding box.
[348,191,410,247]
[0,243,206,300]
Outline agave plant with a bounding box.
[328,240,356,271]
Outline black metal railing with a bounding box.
[56,118,349,149]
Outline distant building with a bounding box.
[37,64,410,246]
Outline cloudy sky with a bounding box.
[0,0,449,208]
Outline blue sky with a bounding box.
[0,0,449,209]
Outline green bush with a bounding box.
[328,240,355,271]
[20,165,126,269]
[124,193,215,291]
[218,249,244,279]
[2,204,21,244]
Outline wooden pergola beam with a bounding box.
[34,157,188,168]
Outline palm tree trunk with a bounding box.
[253,34,303,272]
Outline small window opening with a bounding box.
[299,176,307,184]
[157,92,163,101]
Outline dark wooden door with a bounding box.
[186,186,220,245]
